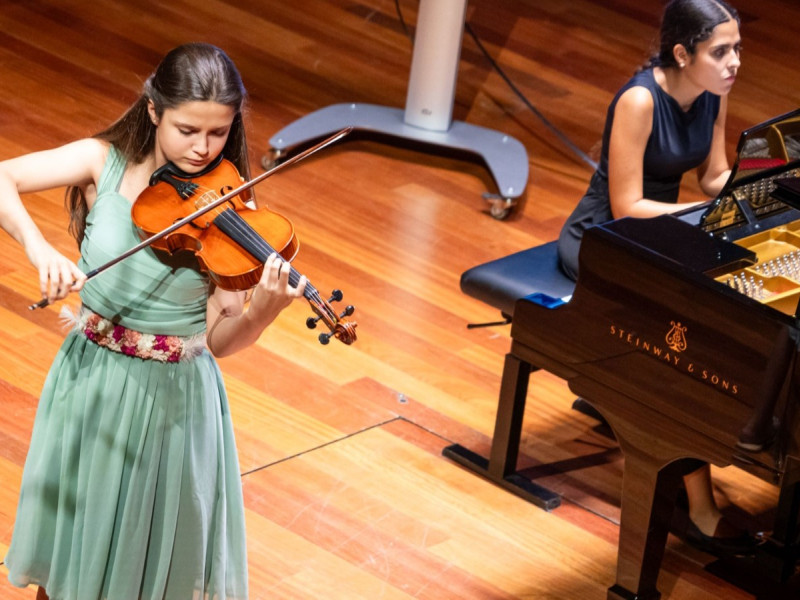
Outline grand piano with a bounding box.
[445,108,800,599]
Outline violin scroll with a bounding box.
[306,289,357,345]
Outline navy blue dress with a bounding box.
[557,68,721,280]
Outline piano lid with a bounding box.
[698,107,800,235]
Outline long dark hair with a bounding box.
[647,0,739,69]
[66,43,250,244]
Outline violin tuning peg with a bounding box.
[339,305,355,319]
[328,289,343,303]
[306,315,321,330]
[318,332,331,345]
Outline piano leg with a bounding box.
[443,352,561,510]
[756,455,800,582]
[607,445,684,600]
[701,458,800,596]
[708,455,800,589]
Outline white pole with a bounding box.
[403,0,468,132]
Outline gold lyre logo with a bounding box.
[665,321,688,353]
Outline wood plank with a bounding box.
[0,1,797,598]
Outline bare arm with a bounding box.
[696,94,731,196]
[205,253,307,358]
[0,139,107,302]
[608,87,704,219]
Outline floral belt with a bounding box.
[69,306,206,363]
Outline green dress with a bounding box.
[5,146,248,599]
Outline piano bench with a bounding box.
[460,240,576,318]
[447,241,577,510]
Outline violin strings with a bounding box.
[214,209,339,319]
[186,185,340,322]
[168,171,352,335]
[216,209,305,287]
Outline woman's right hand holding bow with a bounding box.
[23,234,86,304]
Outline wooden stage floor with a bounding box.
[0,1,799,598]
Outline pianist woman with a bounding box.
[556,0,757,556]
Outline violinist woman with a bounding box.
[1,43,305,599]
[557,0,757,557]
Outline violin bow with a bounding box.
[29,126,354,310]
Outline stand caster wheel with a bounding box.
[261,147,286,170]
[485,194,517,220]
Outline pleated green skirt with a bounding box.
[5,332,248,600]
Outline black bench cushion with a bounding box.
[460,241,576,316]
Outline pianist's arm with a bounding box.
[607,86,709,219]
[697,94,732,196]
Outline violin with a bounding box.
[133,157,357,345]
[30,128,357,346]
